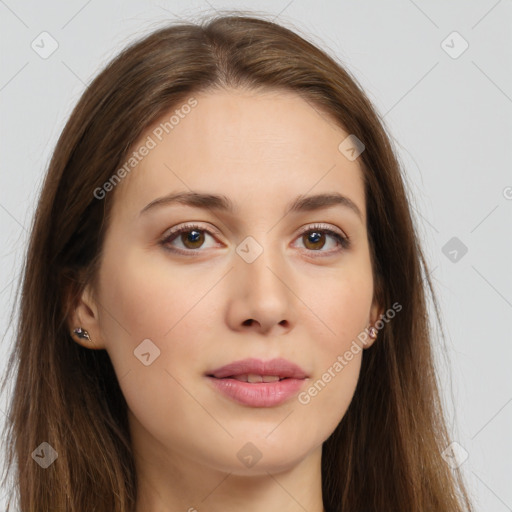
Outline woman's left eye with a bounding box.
[160,223,350,256]
[292,225,350,254]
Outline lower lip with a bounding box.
[207,376,306,407]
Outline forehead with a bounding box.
[112,88,366,222]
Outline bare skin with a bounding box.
[70,88,383,512]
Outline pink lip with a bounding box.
[206,358,308,408]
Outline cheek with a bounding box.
[305,268,374,350]
[95,249,219,381]
[293,268,372,420]
[94,253,215,443]
[294,300,367,439]
[98,249,206,338]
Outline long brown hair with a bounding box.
[1,12,474,512]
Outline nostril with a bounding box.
[243,319,255,326]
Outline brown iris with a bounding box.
[303,231,326,250]
[181,229,205,249]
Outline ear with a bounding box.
[364,299,384,350]
[67,280,105,350]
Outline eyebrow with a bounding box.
[139,191,363,221]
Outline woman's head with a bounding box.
[1,13,473,512]
[73,85,382,475]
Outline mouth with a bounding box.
[206,358,308,407]
[222,374,286,383]
[206,357,308,380]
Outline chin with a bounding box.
[201,439,319,477]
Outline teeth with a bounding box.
[231,374,281,383]
[232,375,249,382]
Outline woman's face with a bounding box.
[76,88,381,475]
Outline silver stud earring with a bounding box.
[73,327,91,341]
[368,326,378,340]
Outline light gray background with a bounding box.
[1,1,511,510]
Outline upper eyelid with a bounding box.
[164,222,222,239]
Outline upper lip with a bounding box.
[207,358,308,379]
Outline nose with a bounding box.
[225,241,297,335]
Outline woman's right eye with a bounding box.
[160,224,220,254]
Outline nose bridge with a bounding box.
[232,231,295,329]
[236,232,287,296]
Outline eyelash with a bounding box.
[160,222,350,257]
